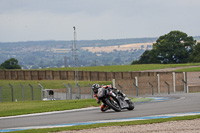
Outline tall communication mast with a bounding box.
[72,26,78,91]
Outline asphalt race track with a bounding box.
[0,93,200,131]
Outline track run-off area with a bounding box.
[0,93,200,132]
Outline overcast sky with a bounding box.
[0,0,200,42]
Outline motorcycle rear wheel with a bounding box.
[105,98,121,112]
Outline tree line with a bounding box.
[0,58,21,69]
[132,31,200,64]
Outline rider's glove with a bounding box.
[97,99,100,104]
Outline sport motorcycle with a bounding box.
[97,87,134,112]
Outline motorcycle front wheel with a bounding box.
[126,100,135,110]
[105,98,121,112]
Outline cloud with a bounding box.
[0,0,200,42]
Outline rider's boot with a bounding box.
[100,104,110,112]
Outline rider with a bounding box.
[91,84,126,112]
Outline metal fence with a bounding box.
[52,83,94,100]
[0,84,42,102]
[0,83,96,102]
[0,80,188,103]
[2,81,169,102]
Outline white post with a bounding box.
[113,79,116,88]
[183,72,186,81]
[157,74,160,94]
[135,77,138,86]
[185,72,189,93]
[173,72,176,93]
[135,76,138,96]
[183,72,189,93]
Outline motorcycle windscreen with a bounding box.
[97,88,105,98]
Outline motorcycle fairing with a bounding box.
[97,87,105,98]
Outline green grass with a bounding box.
[0,80,112,102]
[131,97,153,102]
[0,98,150,117]
[0,99,99,117]
[41,63,200,72]
[0,83,42,102]
[10,114,200,133]
[175,66,200,72]
[0,80,112,89]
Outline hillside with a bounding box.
[81,42,153,53]
[0,37,157,69]
[0,37,199,69]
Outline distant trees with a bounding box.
[189,42,200,62]
[132,31,197,64]
[0,58,21,69]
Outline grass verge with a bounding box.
[175,66,200,72]
[0,98,148,117]
[0,98,152,117]
[42,63,200,72]
[0,99,98,117]
[10,114,200,133]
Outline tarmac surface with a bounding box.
[0,93,200,131]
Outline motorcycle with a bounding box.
[97,87,134,112]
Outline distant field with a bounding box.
[81,42,153,53]
[43,63,200,72]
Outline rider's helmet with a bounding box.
[92,84,100,94]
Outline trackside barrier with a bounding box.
[9,84,14,102]
[88,84,94,98]
[76,83,81,99]
[149,82,154,95]
[133,83,138,96]
[0,83,41,102]
[20,84,25,101]
[164,81,170,94]
[67,83,73,99]
[63,83,70,100]
[29,84,34,100]
[38,84,44,100]
[2,80,186,102]
[182,79,188,93]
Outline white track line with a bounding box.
[0,107,99,120]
